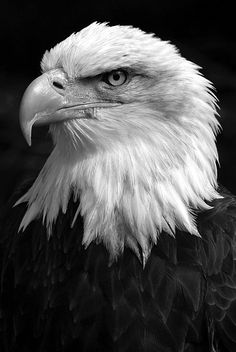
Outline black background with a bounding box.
[0,0,236,207]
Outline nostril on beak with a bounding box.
[52,81,64,90]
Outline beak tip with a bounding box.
[24,131,32,147]
[26,138,32,147]
[20,120,32,146]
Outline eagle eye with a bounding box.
[103,70,127,87]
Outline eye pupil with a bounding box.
[113,73,120,81]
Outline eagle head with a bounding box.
[17,22,220,261]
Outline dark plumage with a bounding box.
[1,23,236,351]
[1,186,236,351]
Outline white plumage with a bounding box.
[17,22,220,261]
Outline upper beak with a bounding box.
[19,69,70,146]
[20,69,100,146]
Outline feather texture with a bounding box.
[16,23,220,259]
[1,186,236,351]
[1,23,235,352]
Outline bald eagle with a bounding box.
[1,22,236,352]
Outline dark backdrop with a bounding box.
[0,0,236,206]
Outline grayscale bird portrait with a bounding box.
[0,1,236,351]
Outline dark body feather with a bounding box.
[0,186,236,352]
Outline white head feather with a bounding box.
[17,22,220,262]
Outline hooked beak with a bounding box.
[19,69,120,146]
